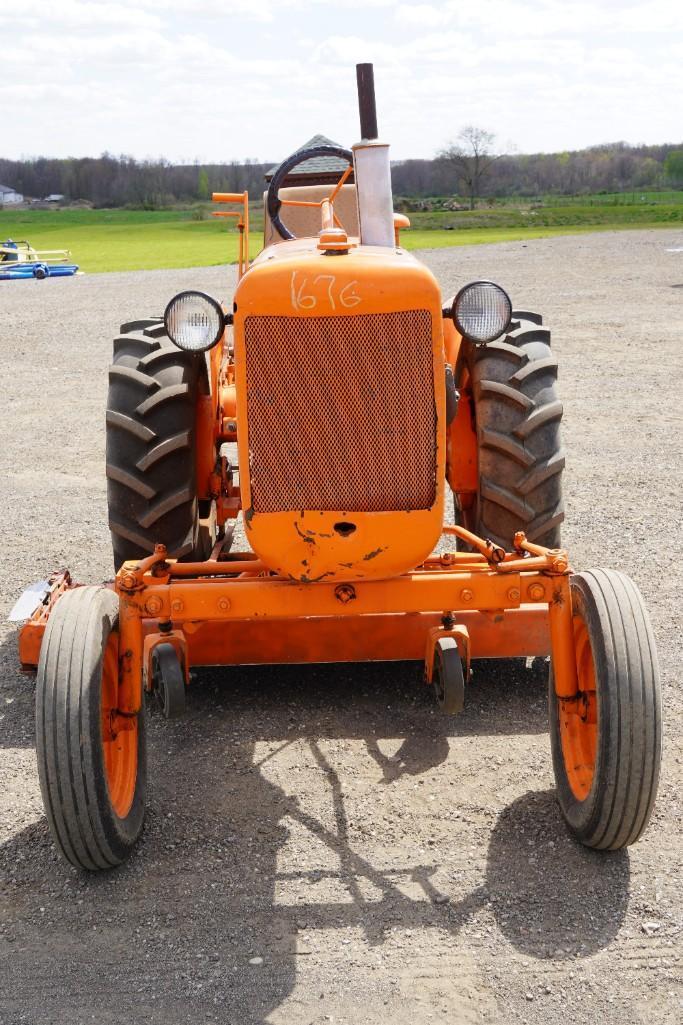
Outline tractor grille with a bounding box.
[243,310,436,513]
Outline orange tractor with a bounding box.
[15,65,661,870]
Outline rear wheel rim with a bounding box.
[558,615,598,801]
[100,632,138,818]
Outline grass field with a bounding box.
[1,204,682,273]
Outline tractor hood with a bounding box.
[230,239,448,582]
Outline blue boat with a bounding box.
[0,239,79,280]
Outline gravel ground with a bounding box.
[1,229,681,1025]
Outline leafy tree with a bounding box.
[197,168,210,200]
[437,126,500,209]
[664,150,683,184]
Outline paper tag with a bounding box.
[8,580,51,622]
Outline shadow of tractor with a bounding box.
[0,652,628,1022]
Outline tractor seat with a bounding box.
[263,183,360,246]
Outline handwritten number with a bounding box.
[291,271,361,312]
[339,281,361,308]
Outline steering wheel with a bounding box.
[267,145,354,241]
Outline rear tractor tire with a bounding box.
[106,318,213,571]
[35,586,147,870]
[454,311,564,550]
[549,569,662,850]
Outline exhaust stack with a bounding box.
[353,64,395,247]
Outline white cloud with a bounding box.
[395,4,445,28]
[2,0,681,161]
[0,1,161,31]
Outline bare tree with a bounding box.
[438,126,499,209]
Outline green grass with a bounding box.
[1,205,681,274]
[401,222,682,250]
[528,190,683,206]
[0,208,264,273]
[402,202,683,231]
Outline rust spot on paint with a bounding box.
[363,547,387,561]
[299,570,333,584]
[294,521,316,545]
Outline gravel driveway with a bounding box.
[1,229,681,1024]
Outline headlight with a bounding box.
[164,291,225,353]
[451,281,512,344]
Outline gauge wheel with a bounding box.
[35,586,147,870]
[549,569,662,849]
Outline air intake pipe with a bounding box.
[353,63,395,247]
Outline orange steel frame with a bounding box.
[212,191,250,279]
[18,529,580,719]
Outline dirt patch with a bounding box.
[0,230,681,1024]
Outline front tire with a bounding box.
[549,570,662,849]
[36,586,147,870]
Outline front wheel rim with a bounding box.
[558,615,598,801]
[100,632,138,818]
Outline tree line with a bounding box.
[1,140,682,209]
[0,154,271,208]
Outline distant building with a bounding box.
[0,184,23,206]
[44,194,65,204]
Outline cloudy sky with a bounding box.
[2,0,682,163]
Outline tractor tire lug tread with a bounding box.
[479,428,535,468]
[143,323,168,338]
[136,430,191,472]
[476,379,534,410]
[108,364,159,392]
[135,382,190,417]
[480,480,530,521]
[454,314,564,549]
[119,318,163,334]
[511,309,543,326]
[138,485,195,529]
[139,348,190,370]
[513,399,564,439]
[113,335,162,361]
[474,339,528,363]
[510,355,558,383]
[105,463,157,500]
[516,449,566,494]
[106,325,203,570]
[105,409,156,443]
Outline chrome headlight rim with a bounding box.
[164,290,225,353]
[451,280,513,345]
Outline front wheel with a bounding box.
[36,586,147,870]
[549,569,662,850]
